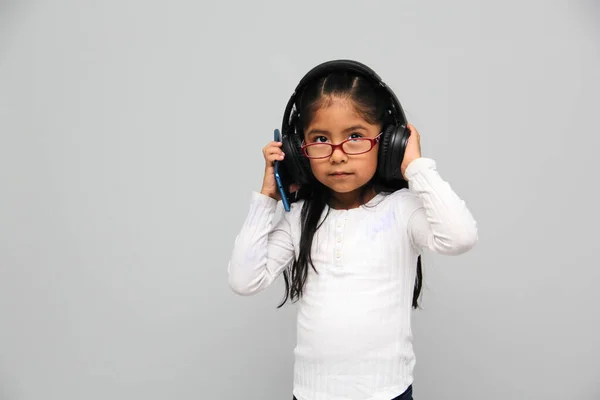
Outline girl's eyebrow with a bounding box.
[306,125,368,136]
[343,125,368,132]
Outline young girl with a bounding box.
[227,60,478,400]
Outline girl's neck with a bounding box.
[328,186,377,210]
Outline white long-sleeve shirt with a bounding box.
[228,157,478,400]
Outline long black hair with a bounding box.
[277,71,423,309]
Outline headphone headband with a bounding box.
[282,59,406,136]
[295,59,383,93]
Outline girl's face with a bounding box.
[303,97,381,206]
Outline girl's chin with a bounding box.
[326,182,364,194]
[316,174,373,194]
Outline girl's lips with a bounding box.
[329,172,353,177]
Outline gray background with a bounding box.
[1,0,599,399]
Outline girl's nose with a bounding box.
[329,147,348,164]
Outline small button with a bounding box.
[337,236,342,243]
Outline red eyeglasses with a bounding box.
[301,132,383,159]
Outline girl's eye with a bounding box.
[315,136,329,143]
[348,133,363,140]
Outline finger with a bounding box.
[266,151,285,160]
[263,141,283,153]
[289,184,300,193]
[264,150,284,160]
[267,145,284,153]
[267,152,285,162]
[265,147,285,156]
[407,124,419,135]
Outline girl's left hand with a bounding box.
[401,123,422,180]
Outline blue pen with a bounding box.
[273,129,291,212]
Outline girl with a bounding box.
[227,60,478,400]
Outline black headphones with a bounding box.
[280,59,410,186]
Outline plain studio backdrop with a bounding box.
[1,0,599,399]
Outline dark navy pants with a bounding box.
[293,384,413,400]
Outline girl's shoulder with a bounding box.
[379,187,413,201]
[375,188,423,217]
[281,197,305,223]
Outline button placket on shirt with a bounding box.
[334,213,346,266]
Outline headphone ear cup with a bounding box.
[378,124,410,181]
[282,133,311,185]
[377,125,395,180]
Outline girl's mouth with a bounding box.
[329,172,353,178]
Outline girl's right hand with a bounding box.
[260,141,298,200]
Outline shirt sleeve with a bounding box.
[402,157,478,255]
[227,192,296,295]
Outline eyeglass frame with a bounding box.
[300,132,383,159]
